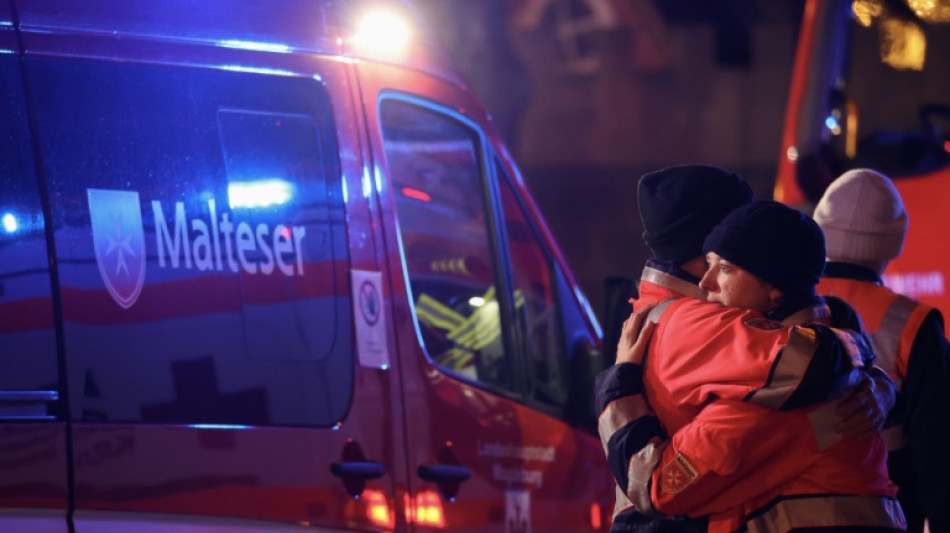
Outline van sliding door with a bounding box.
[0,41,70,533]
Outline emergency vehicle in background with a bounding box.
[775,0,950,318]
[0,1,613,531]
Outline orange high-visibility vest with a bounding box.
[818,276,934,450]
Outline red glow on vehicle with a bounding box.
[590,502,602,529]
[944,140,950,153]
[409,490,445,528]
[363,489,395,529]
[401,187,431,202]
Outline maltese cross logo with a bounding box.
[87,189,146,309]
[661,454,698,494]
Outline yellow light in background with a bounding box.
[352,9,411,58]
[880,18,927,70]
[853,0,884,27]
[845,99,859,159]
[906,0,950,23]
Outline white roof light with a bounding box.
[353,10,411,57]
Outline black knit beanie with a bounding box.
[638,165,754,265]
[702,201,825,293]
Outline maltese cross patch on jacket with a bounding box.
[661,453,698,493]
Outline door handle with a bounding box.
[0,390,58,420]
[330,460,385,480]
[417,464,471,482]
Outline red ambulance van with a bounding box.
[0,1,612,531]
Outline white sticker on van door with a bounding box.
[352,269,390,368]
[506,489,531,533]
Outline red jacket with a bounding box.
[596,264,903,533]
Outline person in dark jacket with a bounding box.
[814,168,950,533]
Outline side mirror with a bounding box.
[602,277,637,366]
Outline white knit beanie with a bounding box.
[813,168,908,270]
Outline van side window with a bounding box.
[380,100,512,391]
[496,164,567,406]
[28,59,351,426]
[0,57,59,404]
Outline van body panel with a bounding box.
[69,425,395,529]
[0,424,70,533]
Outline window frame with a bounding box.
[379,93,573,418]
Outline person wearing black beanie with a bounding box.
[596,167,900,533]
[700,200,826,320]
[638,164,754,275]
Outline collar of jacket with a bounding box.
[823,261,883,284]
[644,258,702,284]
[641,260,706,300]
[774,297,831,327]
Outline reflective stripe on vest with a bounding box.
[744,327,820,409]
[606,296,676,519]
[870,295,916,451]
[599,394,652,452]
[625,437,667,517]
[869,295,916,385]
[641,267,707,301]
[613,485,636,519]
[599,297,674,451]
[645,297,677,325]
[745,495,906,533]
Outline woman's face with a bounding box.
[699,252,781,312]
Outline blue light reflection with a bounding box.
[825,115,840,131]
[217,40,291,54]
[221,65,295,77]
[374,166,384,195]
[362,168,373,199]
[228,179,294,208]
[2,213,18,233]
[188,423,253,430]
